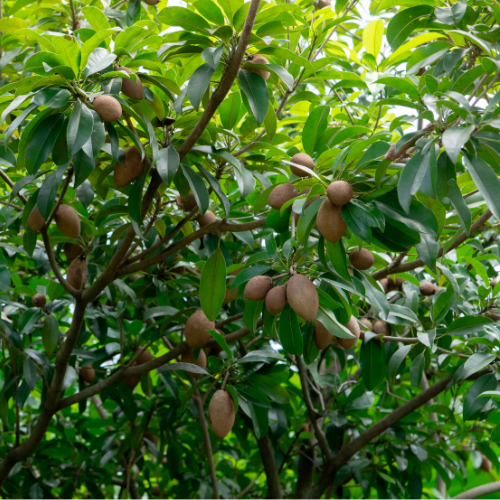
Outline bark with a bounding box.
[294,441,315,499]
[453,481,500,499]
[257,434,282,499]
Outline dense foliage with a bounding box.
[1,0,500,498]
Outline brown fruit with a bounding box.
[300,423,310,433]
[326,180,353,206]
[337,316,360,349]
[93,94,122,122]
[197,210,217,227]
[67,258,85,290]
[316,199,347,243]
[74,21,81,30]
[419,282,436,296]
[185,310,214,348]
[114,145,146,188]
[287,274,319,323]
[490,278,498,288]
[27,206,45,232]
[124,362,141,389]
[315,0,331,7]
[268,183,298,210]
[32,294,46,308]
[208,389,235,439]
[143,431,158,446]
[64,242,83,261]
[387,276,405,290]
[181,348,207,379]
[178,192,197,212]
[245,54,270,81]
[481,455,492,472]
[244,275,273,301]
[224,270,241,304]
[379,278,390,293]
[290,153,314,177]
[136,347,154,365]
[373,320,390,336]
[117,66,143,100]
[80,365,95,384]
[360,318,373,332]
[265,286,287,314]
[55,204,80,239]
[349,248,374,270]
[314,320,333,350]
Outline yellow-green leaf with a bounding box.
[363,20,384,58]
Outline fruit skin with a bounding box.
[314,320,333,350]
[64,242,83,261]
[136,347,154,365]
[326,180,353,206]
[287,274,319,323]
[245,54,270,81]
[349,248,374,270]
[481,454,492,472]
[379,278,390,293]
[114,145,146,188]
[93,94,122,122]
[419,282,436,296]
[490,278,498,288]
[388,276,405,291]
[67,258,85,290]
[265,286,287,314]
[27,206,45,232]
[124,362,141,389]
[144,0,159,4]
[373,320,390,336]
[117,66,143,100]
[360,318,373,331]
[268,183,298,210]
[244,275,273,301]
[178,192,197,212]
[299,423,310,433]
[338,316,360,349]
[55,204,81,239]
[208,390,236,439]
[185,310,214,348]
[197,210,216,227]
[316,199,347,243]
[181,348,207,379]
[80,365,95,384]
[290,153,314,177]
[315,0,331,7]
[32,294,46,308]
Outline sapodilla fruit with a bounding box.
[490,278,498,288]
[314,320,333,350]
[373,320,390,335]
[197,210,216,227]
[55,204,81,239]
[419,282,436,296]
[265,286,287,314]
[287,274,319,322]
[315,0,331,7]
[178,192,197,212]
[136,347,154,365]
[114,145,145,187]
[67,257,85,289]
[80,365,95,384]
[185,310,214,348]
[481,455,493,472]
[246,54,270,81]
[360,318,373,331]
[349,248,374,270]
[93,95,122,122]
[300,423,310,433]
[208,389,236,439]
[379,278,390,293]
[117,66,143,100]
[326,180,353,206]
[316,199,347,243]
[32,294,46,308]
[290,153,314,178]
[337,316,360,349]
[124,362,141,389]
[144,0,160,4]
[268,183,298,210]
[181,348,207,379]
[387,276,405,290]
[27,206,45,232]
[64,242,83,261]
[244,275,273,301]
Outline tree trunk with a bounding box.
[257,434,282,499]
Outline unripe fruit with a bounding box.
[136,347,154,365]
[197,210,216,227]
[481,454,492,472]
[314,320,333,350]
[316,199,347,243]
[244,275,273,301]
[124,362,141,389]
[93,94,122,122]
[185,310,214,348]
[337,316,360,349]
[326,181,353,206]
[178,192,197,212]
[290,153,314,177]
[373,320,390,336]
[349,248,374,270]
[114,145,146,188]
[55,204,80,239]
[208,389,236,439]
[64,242,83,261]
[117,66,143,100]
[245,54,270,81]
[27,206,45,232]
[419,282,436,296]
[181,348,207,379]
[80,365,95,384]
[360,318,373,331]
[67,258,85,290]
[265,286,287,314]
[32,294,46,308]
[268,183,298,210]
[287,274,319,323]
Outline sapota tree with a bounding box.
[1,0,500,498]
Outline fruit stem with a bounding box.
[220,370,230,391]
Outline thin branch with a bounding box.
[453,481,500,499]
[0,169,27,204]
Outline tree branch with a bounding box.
[256,434,282,499]
[453,481,500,499]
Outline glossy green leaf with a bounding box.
[279,305,303,356]
[200,249,226,321]
[238,69,269,126]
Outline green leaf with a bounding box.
[231,265,270,289]
[201,45,224,71]
[279,305,303,356]
[42,314,60,356]
[207,329,233,359]
[82,6,111,31]
[187,64,214,111]
[129,170,148,223]
[200,249,226,321]
[37,173,61,220]
[157,7,211,33]
[386,6,433,50]
[447,179,471,235]
[388,345,412,383]
[23,357,37,390]
[52,35,81,75]
[409,353,424,386]
[219,92,241,130]
[296,198,322,245]
[491,423,500,442]
[375,77,419,101]
[363,20,384,57]
[33,88,71,109]
[325,240,350,281]
[248,401,268,439]
[442,125,474,164]
[180,164,209,215]
[397,152,428,214]
[196,163,231,217]
[24,52,65,75]
[360,337,386,390]
[157,362,210,376]
[238,69,269,126]
[456,353,496,382]
[263,103,277,141]
[67,101,94,156]
[447,316,493,336]
[432,286,455,324]
[415,233,439,272]
[316,305,354,339]
[463,373,496,421]
[250,374,289,404]
[243,300,263,333]
[302,105,329,156]
[81,29,118,71]
[225,385,239,412]
[157,148,180,187]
